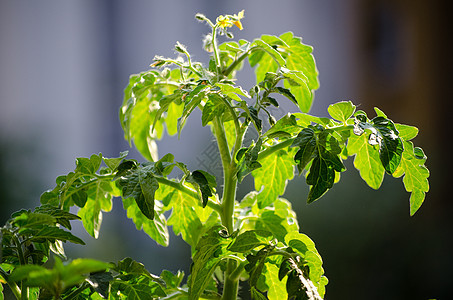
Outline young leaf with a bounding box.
[327,101,356,123]
[236,139,263,183]
[178,84,207,136]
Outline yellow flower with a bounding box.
[232,10,244,30]
[217,15,232,29]
[216,11,244,30]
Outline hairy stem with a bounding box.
[212,116,240,300]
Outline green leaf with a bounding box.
[188,225,231,300]
[12,212,56,229]
[202,94,227,126]
[123,197,169,246]
[264,113,299,138]
[178,84,207,136]
[284,232,327,297]
[279,32,319,112]
[393,141,430,215]
[354,115,404,174]
[75,153,102,174]
[160,269,184,289]
[103,151,129,171]
[29,225,85,245]
[187,170,216,208]
[327,101,356,123]
[78,180,118,238]
[158,184,204,247]
[264,263,288,299]
[236,139,262,182]
[9,258,110,295]
[395,123,419,141]
[253,149,295,208]
[215,82,251,102]
[239,196,299,243]
[347,131,385,189]
[119,164,159,220]
[115,257,165,286]
[252,38,286,66]
[113,279,166,299]
[227,230,273,253]
[299,128,345,203]
[291,127,317,173]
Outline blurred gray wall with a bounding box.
[1,1,450,299]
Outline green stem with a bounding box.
[212,117,240,300]
[155,177,222,214]
[7,281,21,299]
[211,26,221,74]
[222,260,239,300]
[222,47,255,77]
[257,137,296,162]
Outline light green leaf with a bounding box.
[395,123,419,141]
[347,131,385,189]
[123,197,169,246]
[253,149,295,208]
[327,101,356,123]
[158,184,203,247]
[253,38,286,66]
[216,82,251,102]
[393,141,429,215]
[78,180,118,238]
[264,263,288,300]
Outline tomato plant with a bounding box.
[1,11,429,299]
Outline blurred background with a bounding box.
[1,0,451,299]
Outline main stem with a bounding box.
[212,117,239,299]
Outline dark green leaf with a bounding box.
[273,87,298,106]
[202,94,227,126]
[29,225,85,245]
[189,225,232,300]
[87,271,114,299]
[178,84,207,136]
[237,139,263,182]
[119,164,159,220]
[227,230,273,253]
[187,170,216,207]
[291,128,317,173]
[103,151,129,171]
